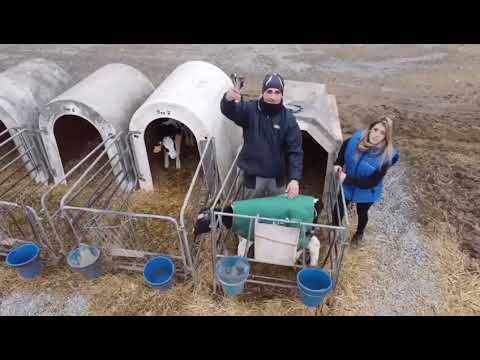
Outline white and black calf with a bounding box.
[152,118,195,169]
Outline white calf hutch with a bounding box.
[129,61,243,192]
[39,63,154,184]
[283,79,342,202]
[0,58,72,184]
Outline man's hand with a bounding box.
[286,180,300,199]
[225,88,241,103]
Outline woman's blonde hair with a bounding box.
[357,115,394,165]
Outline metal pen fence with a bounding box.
[60,136,221,282]
[209,147,350,297]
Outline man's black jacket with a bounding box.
[220,94,303,186]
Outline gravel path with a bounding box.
[0,292,89,316]
[361,164,446,315]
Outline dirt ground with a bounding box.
[0,44,479,315]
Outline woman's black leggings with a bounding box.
[333,194,373,235]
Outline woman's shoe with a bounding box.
[351,232,364,248]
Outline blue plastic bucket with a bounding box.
[67,244,103,279]
[6,243,43,279]
[143,256,176,290]
[215,256,250,296]
[297,268,332,308]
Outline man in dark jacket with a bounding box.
[220,73,303,200]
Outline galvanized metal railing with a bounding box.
[60,135,221,282]
[0,126,135,263]
[0,127,58,259]
[180,137,220,269]
[42,131,135,257]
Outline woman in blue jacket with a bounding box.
[334,116,399,247]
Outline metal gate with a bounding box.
[42,131,136,258]
[60,135,220,282]
[0,126,135,263]
[0,127,58,259]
